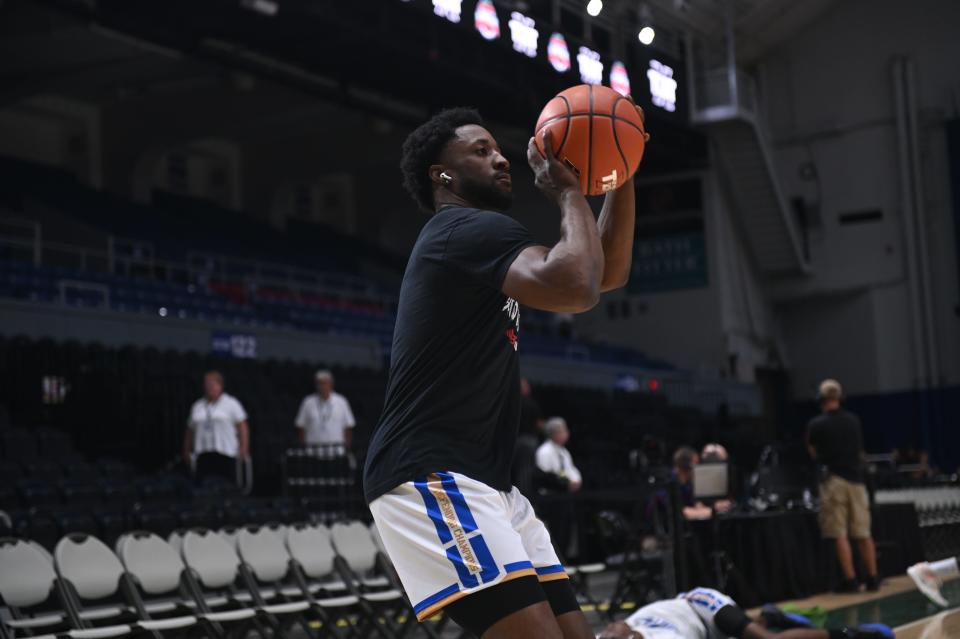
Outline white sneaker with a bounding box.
[908,562,949,607]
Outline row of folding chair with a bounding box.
[0,534,189,639]
[1,520,436,639]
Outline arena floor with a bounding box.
[748,575,960,639]
[295,574,959,637]
[436,574,960,637]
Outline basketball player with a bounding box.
[908,556,958,607]
[597,587,894,639]
[363,106,646,639]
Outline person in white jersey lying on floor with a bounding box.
[908,555,958,607]
[596,587,895,639]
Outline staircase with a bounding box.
[692,69,809,276]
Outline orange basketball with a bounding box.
[534,84,647,196]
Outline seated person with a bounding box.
[674,446,712,520]
[597,587,893,639]
[700,442,735,514]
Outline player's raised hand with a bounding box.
[527,130,581,203]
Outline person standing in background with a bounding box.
[535,417,582,491]
[536,417,582,557]
[806,378,879,592]
[183,370,249,485]
[295,369,356,451]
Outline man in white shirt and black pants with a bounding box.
[295,370,356,452]
[536,417,582,490]
[183,371,250,485]
[535,417,582,557]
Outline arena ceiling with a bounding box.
[0,0,838,174]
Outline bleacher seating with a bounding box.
[0,412,361,551]
[1,154,673,369]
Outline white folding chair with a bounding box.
[180,529,271,637]
[330,521,410,637]
[167,529,186,554]
[235,526,321,637]
[218,526,240,549]
[0,537,82,639]
[54,533,196,635]
[285,523,382,638]
[329,521,396,591]
[284,523,349,594]
[119,530,255,637]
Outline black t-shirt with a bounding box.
[363,207,536,503]
[807,409,865,483]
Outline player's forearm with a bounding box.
[544,188,603,309]
[597,177,636,291]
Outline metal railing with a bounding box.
[57,280,110,308]
[0,216,398,310]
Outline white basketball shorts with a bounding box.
[369,471,568,621]
[626,588,737,639]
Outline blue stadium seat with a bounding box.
[59,480,102,507]
[35,427,75,459]
[17,510,59,550]
[62,459,98,481]
[0,460,20,484]
[175,505,222,530]
[16,480,60,509]
[54,509,99,538]
[0,428,39,461]
[93,509,128,547]
[131,507,178,539]
[23,460,63,480]
[100,478,137,508]
[0,485,18,511]
[97,458,136,479]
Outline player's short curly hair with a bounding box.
[400,107,484,213]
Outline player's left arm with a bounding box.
[597,176,636,292]
[597,100,648,293]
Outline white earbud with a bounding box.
[440,172,453,185]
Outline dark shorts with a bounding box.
[446,575,579,637]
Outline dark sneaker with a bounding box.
[865,575,880,592]
[760,604,815,630]
[835,578,860,593]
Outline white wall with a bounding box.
[574,170,781,383]
[759,0,960,393]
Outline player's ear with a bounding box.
[429,165,448,186]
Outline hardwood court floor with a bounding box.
[750,575,959,638]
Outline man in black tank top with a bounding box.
[363,106,647,638]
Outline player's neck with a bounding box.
[434,192,472,212]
